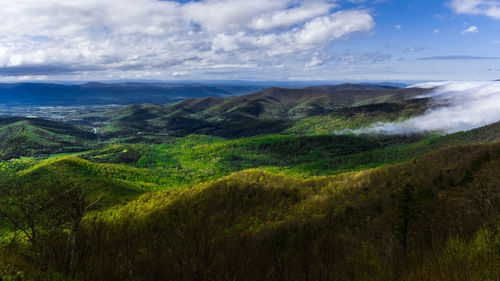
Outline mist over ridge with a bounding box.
[340,81,500,135]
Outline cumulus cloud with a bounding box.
[294,10,374,45]
[181,0,289,32]
[305,53,324,68]
[0,0,375,79]
[249,1,336,31]
[450,0,500,19]
[341,81,500,135]
[462,25,479,34]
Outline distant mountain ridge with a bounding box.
[304,83,400,91]
[75,86,431,138]
[0,82,413,106]
[0,82,266,105]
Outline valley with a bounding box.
[1,83,500,281]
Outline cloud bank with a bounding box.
[343,81,500,135]
[0,0,375,79]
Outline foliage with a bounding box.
[3,93,500,279]
[3,139,500,280]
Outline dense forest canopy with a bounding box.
[1,84,500,281]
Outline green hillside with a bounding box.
[3,85,500,281]
[70,142,500,280]
[287,98,429,134]
[3,141,499,280]
[0,117,97,155]
[74,87,431,138]
[78,120,500,184]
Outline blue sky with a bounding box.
[330,0,500,81]
[0,0,499,82]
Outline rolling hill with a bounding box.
[4,139,498,281]
[304,82,400,91]
[3,82,500,281]
[74,142,500,280]
[74,86,432,138]
[76,119,500,186]
[0,117,97,155]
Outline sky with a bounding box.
[0,0,499,82]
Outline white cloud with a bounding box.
[180,0,288,33]
[462,25,479,34]
[341,81,500,135]
[434,28,440,34]
[0,0,376,80]
[305,52,324,68]
[294,10,375,45]
[450,0,500,19]
[249,1,336,31]
[395,24,402,30]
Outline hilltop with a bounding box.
[74,86,431,138]
[0,117,96,155]
[304,82,400,91]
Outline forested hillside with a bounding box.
[0,117,96,155]
[2,140,500,280]
[72,86,431,138]
[1,85,500,281]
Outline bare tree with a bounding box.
[1,128,102,275]
[0,179,102,275]
[58,182,102,276]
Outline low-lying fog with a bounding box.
[343,81,500,135]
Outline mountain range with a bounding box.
[1,83,500,281]
[0,82,266,105]
[71,85,431,138]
